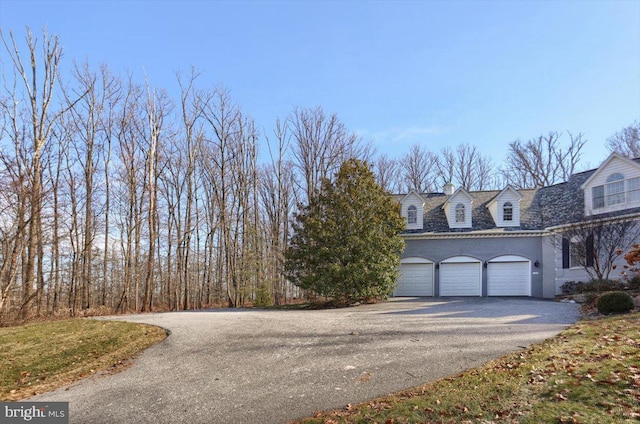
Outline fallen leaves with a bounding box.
[295,313,640,424]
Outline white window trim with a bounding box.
[407,205,417,224]
[569,237,585,269]
[502,202,513,222]
[455,203,465,223]
[592,174,640,210]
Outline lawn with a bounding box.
[298,312,640,424]
[0,319,166,400]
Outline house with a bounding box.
[395,152,640,298]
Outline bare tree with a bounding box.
[98,66,122,307]
[0,146,28,315]
[435,144,496,191]
[288,106,371,202]
[200,86,261,307]
[400,143,437,192]
[1,27,86,317]
[0,76,30,317]
[160,68,209,311]
[501,131,586,189]
[373,154,403,193]
[65,62,121,311]
[607,121,640,158]
[558,217,640,281]
[259,119,296,304]
[141,82,172,312]
[113,77,145,313]
[434,146,455,188]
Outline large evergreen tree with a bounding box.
[285,159,406,304]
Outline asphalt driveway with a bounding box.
[33,298,580,423]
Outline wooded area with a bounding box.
[0,28,635,323]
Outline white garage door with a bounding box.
[395,261,434,297]
[488,257,530,296]
[439,258,482,296]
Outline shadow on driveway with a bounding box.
[381,297,580,324]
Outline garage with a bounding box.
[394,257,434,297]
[439,257,482,296]
[487,256,531,296]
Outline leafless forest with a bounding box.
[1,28,620,323]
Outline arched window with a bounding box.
[606,173,624,182]
[455,203,465,223]
[503,201,513,221]
[407,205,417,224]
[607,173,625,205]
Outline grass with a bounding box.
[0,319,167,400]
[297,312,640,424]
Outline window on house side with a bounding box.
[407,205,417,224]
[592,185,605,209]
[628,177,640,203]
[503,202,513,221]
[569,239,585,268]
[455,203,465,223]
[606,173,625,206]
[592,174,640,210]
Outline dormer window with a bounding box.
[487,186,522,227]
[399,190,426,230]
[503,202,513,221]
[455,203,465,223]
[606,173,625,205]
[591,172,640,210]
[592,186,605,209]
[581,153,640,216]
[628,177,640,202]
[443,187,473,229]
[407,205,417,224]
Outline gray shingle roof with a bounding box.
[396,157,640,235]
[535,169,593,228]
[397,168,617,234]
[399,189,540,234]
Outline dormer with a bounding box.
[487,186,523,227]
[580,153,640,216]
[443,187,473,229]
[399,190,426,230]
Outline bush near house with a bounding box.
[596,292,635,315]
[561,279,639,316]
[560,279,626,295]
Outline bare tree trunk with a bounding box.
[1,28,85,318]
[141,83,169,312]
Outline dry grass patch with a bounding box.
[297,313,640,424]
[0,319,166,400]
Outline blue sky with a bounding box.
[1,0,639,170]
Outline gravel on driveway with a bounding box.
[33,298,580,424]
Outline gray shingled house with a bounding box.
[394,153,640,298]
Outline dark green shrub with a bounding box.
[596,292,635,315]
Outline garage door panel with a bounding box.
[439,262,481,296]
[488,261,530,296]
[395,263,434,296]
[395,264,433,296]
